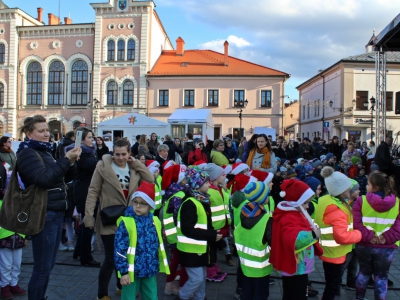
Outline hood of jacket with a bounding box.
[60,138,74,147]
[365,192,396,212]
[240,211,265,230]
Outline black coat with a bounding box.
[17,147,73,212]
[163,140,183,161]
[178,195,217,267]
[73,147,98,214]
[275,147,294,160]
[96,145,109,160]
[327,142,342,162]
[374,142,394,171]
[131,142,139,156]
[57,138,74,159]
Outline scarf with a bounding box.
[246,147,271,169]
[241,202,266,218]
[17,139,54,153]
[191,189,210,204]
[1,146,12,153]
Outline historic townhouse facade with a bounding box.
[0,0,172,138]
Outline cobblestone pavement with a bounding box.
[16,241,400,300]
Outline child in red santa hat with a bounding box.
[270,179,324,300]
[145,160,163,217]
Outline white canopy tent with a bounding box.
[97,113,168,145]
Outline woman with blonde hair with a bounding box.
[138,134,154,160]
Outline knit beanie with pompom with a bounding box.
[321,166,352,197]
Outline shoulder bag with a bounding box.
[0,151,47,236]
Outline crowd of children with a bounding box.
[109,141,400,300]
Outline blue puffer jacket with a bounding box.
[224,145,238,161]
[17,147,72,212]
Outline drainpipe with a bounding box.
[320,74,325,139]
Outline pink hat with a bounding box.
[131,181,156,209]
[231,162,250,175]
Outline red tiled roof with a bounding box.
[147,49,289,77]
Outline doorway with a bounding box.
[113,130,124,141]
[214,126,221,140]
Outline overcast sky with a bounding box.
[11,0,400,101]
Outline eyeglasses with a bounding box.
[133,201,149,208]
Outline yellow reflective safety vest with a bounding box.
[154,175,163,211]
[208,188,231,230]
[116,215,170,282]
[234,212,272,277]
[314,195,353,259]
[233,200,249,229]
[163,191,185,245]
[264,196,275,215]
[0,200,26,240]
[361,195,399,237]
[310,198,318,220]
[177,198,208,254]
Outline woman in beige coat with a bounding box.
[84,139,153,300]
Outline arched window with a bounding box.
[48,61,65,105]
[71,60,88,105]
[107,81,118,105]
[123,81,133,105]
[26,61,42,105]
[107,40,115,61]
[0,83,3,106]
[127,39,135,60]
[117,40,125,61]
[0,44,4,64]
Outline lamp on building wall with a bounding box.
[369,96,376,142]
[88,98,100,135]
[234,98,248,139]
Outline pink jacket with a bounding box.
[353,192,400,248]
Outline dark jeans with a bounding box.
[74,223,94,263]
[241,274,269,300]
[98,234,122,298]
[28,211,64,300]
[322,261,344,300]
[282,274,308,300]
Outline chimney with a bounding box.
[37,7,43,23]
[48,13,60,25]
[176,37,185,56]
[64,17,73,25]
[224,41,229,66]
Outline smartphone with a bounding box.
[75,131,83,146]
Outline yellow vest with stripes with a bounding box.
[116,215,170,282]
[208,188,231,230]
[154,175,163,211]
[177,198,208,254]
[361,195,399,239]
[0,200,26,240]
[314,195,353,258]
[233,200,248,229]
[265,196,275,215]
[162,191,185,245]
[234,212,273,277]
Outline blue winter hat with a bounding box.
[304,164,313,174]
[325,153,334,161]
[303,176,321,193]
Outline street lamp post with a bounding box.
[234,98,248,140]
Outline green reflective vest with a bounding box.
[0,200,26,240]
[116,215,170,282]
[234,212,272,277]
[177,198,208,254]
[162,191,185,245]
[264,196,275,215]
[361,195,399,237]
[233,200,249,229]
[154,175,163,211]
[208,188,231,230]
[314,195,353,258]
[310,198,318,220]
